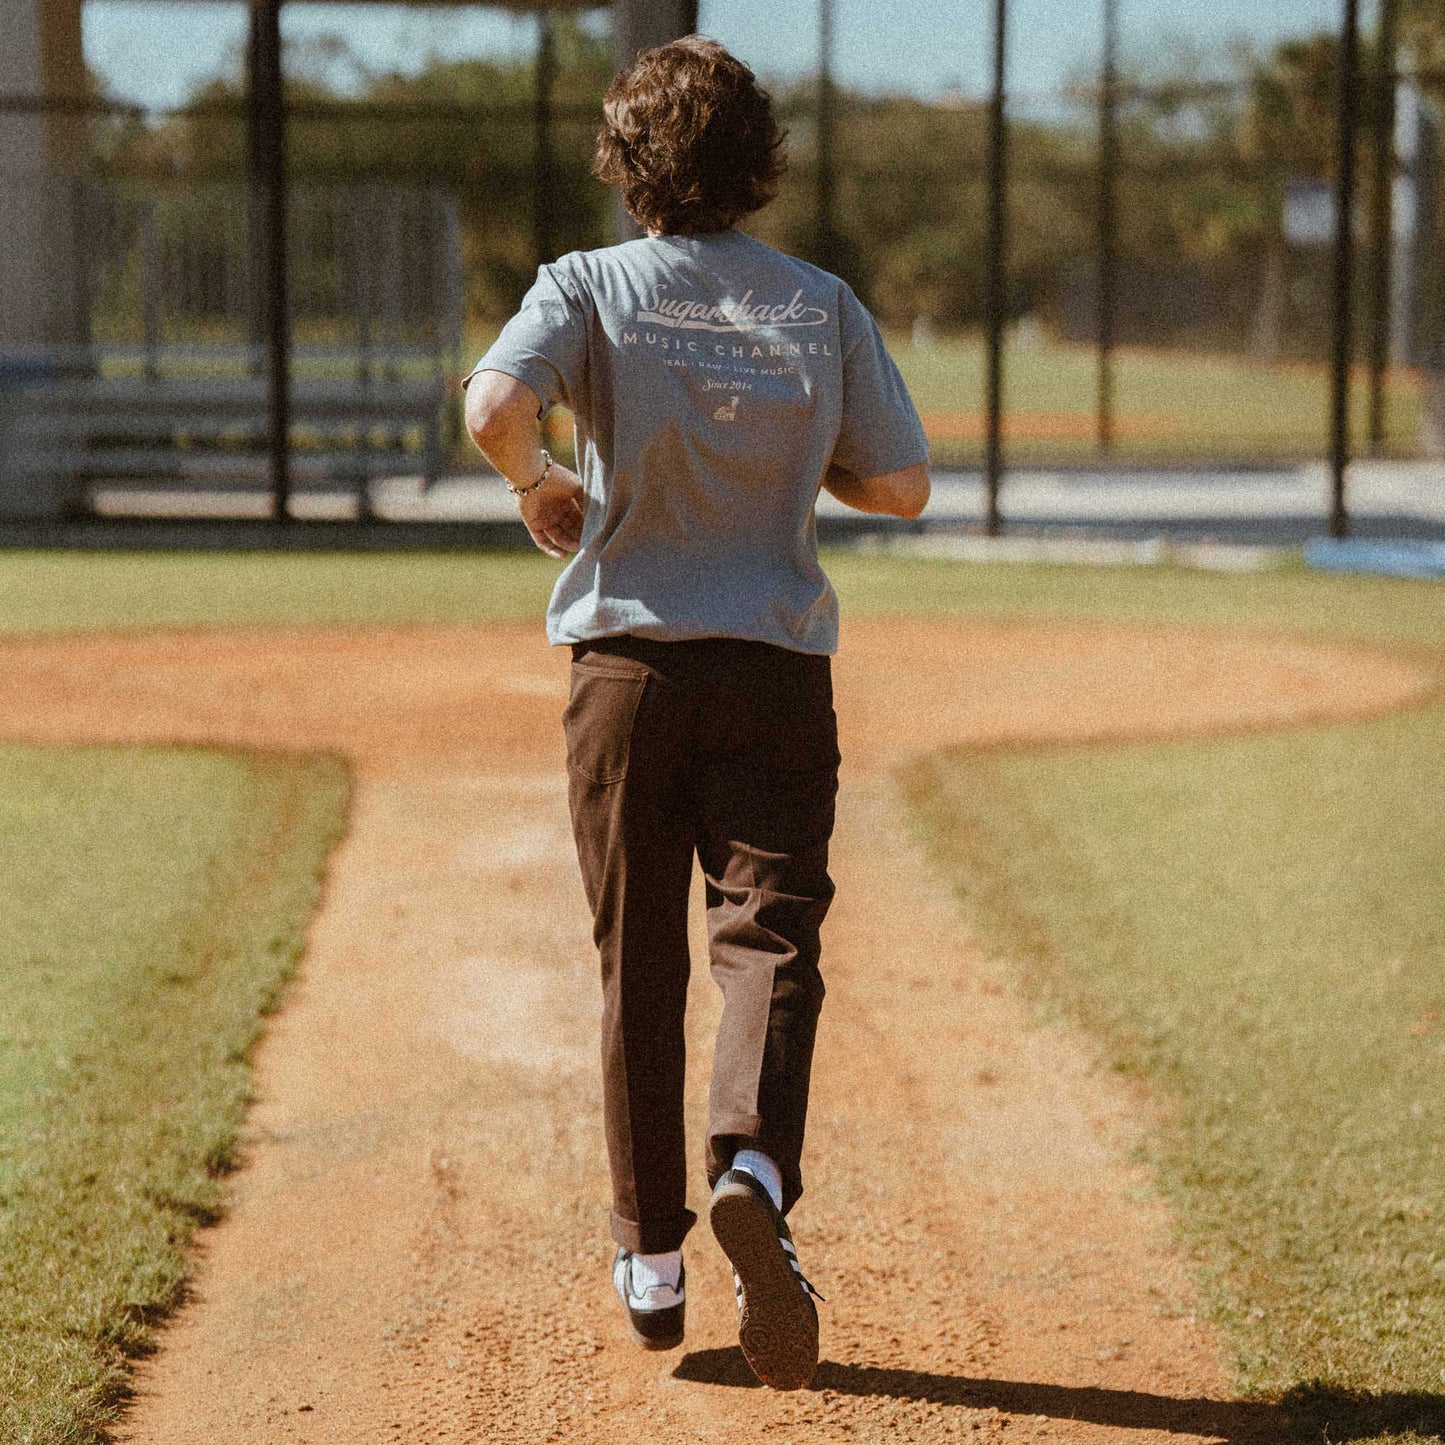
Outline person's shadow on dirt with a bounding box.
[673,1350,1445,1443]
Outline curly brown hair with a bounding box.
[592,35,788,236]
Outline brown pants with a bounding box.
[563,633,841,1254]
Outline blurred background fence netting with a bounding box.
[4,0,1445,522]
[0,1,520,519]
[46,180,459,375]
[697,0,1445,470]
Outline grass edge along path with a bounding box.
[2,550,1444,654]
[0,744,350,1445]
[900,692,1445,1445]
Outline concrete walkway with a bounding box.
[78,460,1445,547]
[372,462,1445,543]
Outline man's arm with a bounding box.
[463,368,585,559]
[464,369,547,476]
[821,460,930,520]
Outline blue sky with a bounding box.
[83,0,1363,113]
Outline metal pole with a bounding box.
[141,198,159,382]
[245,23,265,378]
[1097,0,1119,453]
[817,0,839,274]
[533,10,556,273]
[611,0,700,242]
[1366,0,1398,454]
[250,0,290,521]
[984,0,1009,536]
[1329,0,1360,539]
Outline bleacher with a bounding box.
[0,181,462,520]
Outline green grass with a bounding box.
[463,321,1423,466]
[881,569,1445,1441]
[0,744,349,1444]
[823,551,1445,650]
[0,548,1443,650]
[0,551,555,635]
[887,333,1422,465]
[904,714,1445,1430]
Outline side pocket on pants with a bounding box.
[562,662,649,785]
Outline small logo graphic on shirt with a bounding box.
[638,284,829,332]
[713,395,741,421]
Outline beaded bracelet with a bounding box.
[506,449,553,496]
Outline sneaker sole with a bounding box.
[709,1181,818,1391]
[627,1321,684,1352]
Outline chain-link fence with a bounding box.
[729,13,1444,476]
[1,0,1440,528]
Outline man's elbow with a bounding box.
[892,466,930,520]
[465,396,517,452]
[896,488,929,521]
[463,373,538,450]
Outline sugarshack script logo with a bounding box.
[635,285,829,332]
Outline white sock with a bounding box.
[629,1248,682,1293]
[732,1148,783,1212]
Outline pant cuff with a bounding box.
[706,1122,805,1217]
[610,1206,697,1254]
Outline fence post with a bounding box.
[141,196,159,382]
[533,10,556,274]
[1367,0,1398,455]
[984,0,1009,537]
[1330,0,1361,539]
[815,0,841,275]
[609,0,698,244]
[1097,0,1119,454]
[69,175,92,369]
[249,0,290,522]
[441,191,464,464]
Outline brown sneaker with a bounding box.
[709,1168,823,1390]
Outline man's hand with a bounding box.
[518,465,585,559]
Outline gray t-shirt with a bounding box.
[463,225,929,655]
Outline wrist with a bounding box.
[506,449,553,497]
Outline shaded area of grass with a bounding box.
[902,688,1445,1441]
[0,743,350,1445]
[0,551,558,636]
[0,550,1443,654]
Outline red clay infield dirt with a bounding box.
[0,615,1432,1445]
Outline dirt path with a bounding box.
[0,617,1430,1445]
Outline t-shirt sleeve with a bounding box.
[829,283,930,478]
[460,260,588,419]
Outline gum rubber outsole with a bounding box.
[709,1181,819,1391]
[627,1322,684,1351]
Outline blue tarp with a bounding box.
[1303,539,1445,580]
[0,353,57,394]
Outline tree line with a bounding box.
[91,9,1445,358]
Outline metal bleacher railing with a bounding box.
[0,176,462,520]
